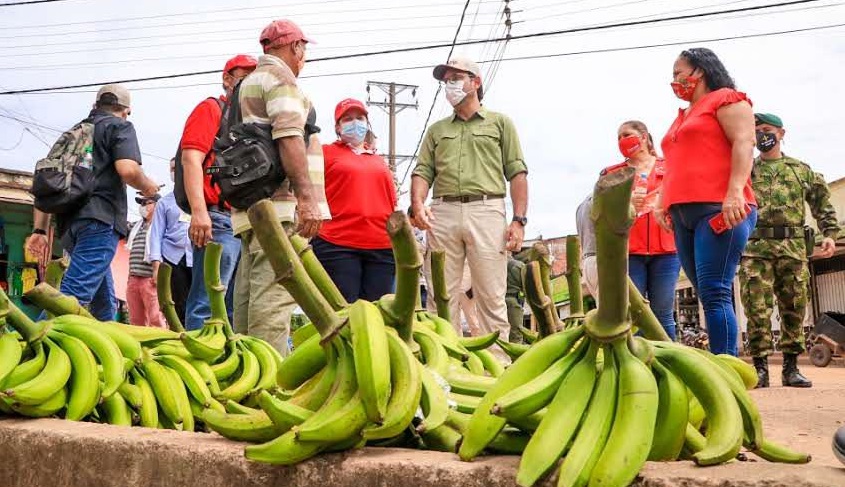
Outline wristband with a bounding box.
[32,229,47,236]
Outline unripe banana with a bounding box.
[218,342,261,403]
[458,331,500,351]
[688,393,706,430]
[9,386,67,418]
[362,329,422,440]
[487,428,531,455]
[716,354,758,390]
[180,321,226,362]
[203,409,284,443]
[80,317,143,364]
[458,326,584,461]
[653,345,743,466]
[752,438,811,464]
[495,338,530,361]
[101,390,133,426]
[291,322,318,349]
[295,392,369,443]
[117,380,143,410]
[416,363,449,434]
[256,389,313,432]
[49,331,100,421]
[51,320,125,398]
[295,340,357,426]
[225,399,261,415]
[210,341,242,382]
[244,429,326,465]
[0,333,23,386]
[518,325,539,343]
[129,369,158,428]
[449,391,481,414]
[473,349,505,377]
[556,347,617,487]
[99,320,179,343]
[517,340,598,487]
[148,342,193,360]
[445,367,495,397]
[648,360,688,461]
[588,339,658,487]
[242,337,282,392]
[190,359,221,396]
[2,341,46,389]
[349,300,391,424]
[2,337,71,406]
[141,359,182,425]
[421,423,462,453]
[508,408,546,432]
[683,422,707,455]
[414,329,449,376]
[492,344,584,421]
[155,354,213,407]
[277,332,327,390]
[164,365,194,432]
[288,346,339,411]
[462,351,485,374]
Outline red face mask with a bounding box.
[618,135,642,159]
[670,74,701,101]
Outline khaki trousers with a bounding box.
[427,198,509,345]
[233,229,297,356]
[582,255,599,305]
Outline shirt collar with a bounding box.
[258,54,295,77]
[452,106,488,122]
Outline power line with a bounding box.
[399,0,476,188]
[0,0,77,6]
[1,0,504,30]
[1,0,823,96]
[0,130,25,150]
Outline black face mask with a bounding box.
[756,131,778,153]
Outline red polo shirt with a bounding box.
[318,141,397,249]
[179,96,225,206]
[660,88,756,209]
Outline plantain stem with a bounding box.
[382,211,422,343]
[156,263,185,333]
[0,288,48,343]
[565,235,584,317]
[203,242,233,337]
[586,166,635,340]
[290,234,349,312]
[429,249,451,321]
[24,282,94,319]
[522,261,559,338]
[44,258,68,289]
[247,200,345,340]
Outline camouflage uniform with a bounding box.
[505,258,525,343]
[739,155,841,357]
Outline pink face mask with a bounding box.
[618,135,642,159]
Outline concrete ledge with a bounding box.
[0,418,841,487]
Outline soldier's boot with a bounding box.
[782,353,813,388]
[752,356,769,388]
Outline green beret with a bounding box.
[754,113,783,128]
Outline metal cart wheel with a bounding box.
[809,343,832,367]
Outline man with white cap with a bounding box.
[27,84,159,320]
[410,57,529,350]
[230,19,330,355]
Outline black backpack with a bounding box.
[30,118,96,214]
[173,98,225,214]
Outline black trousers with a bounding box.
[164,255,193,325]
[311,237,395,303]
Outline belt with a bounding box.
[438,194,505,203]
[583,252,596,258]
[750,226,802,239]
[207,204,229,214]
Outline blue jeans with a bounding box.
[629,253,681,341]
[185,211,240,330]
[669,203,758,356]
[311,237,395,303]
[58,219,120,321]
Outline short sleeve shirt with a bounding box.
[412,107,527,198]
[58,109,142,238]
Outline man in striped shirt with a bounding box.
[231,19,330,355]
[126,194,166,328]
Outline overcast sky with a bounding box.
[1,0,843,237]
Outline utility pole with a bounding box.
[366,81,418,174]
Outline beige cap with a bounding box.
[433,57,481,81]
[96,84,131,108]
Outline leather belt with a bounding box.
[438,194,504,203]
[750,226,802,239]
[207,204,229,214]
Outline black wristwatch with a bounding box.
[512,215,528,226]
[32,228,47,236]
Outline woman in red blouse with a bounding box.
[311,98,398,302]
[657,48,758,356]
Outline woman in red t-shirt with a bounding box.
[610,120,680,340]
[311,98,398,302]
[657,48,758,356]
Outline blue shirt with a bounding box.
[148,192,193,267]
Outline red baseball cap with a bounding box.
[259,19,314,52]
[223,54,258,74]
[334,98,368,123]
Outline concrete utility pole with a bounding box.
[366,81,418,174]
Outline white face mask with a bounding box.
[140,205,151,219]
[444,79,468,107]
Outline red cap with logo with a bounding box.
[223,54,258,74]
[334,98,368,123]
[259,19,314,52]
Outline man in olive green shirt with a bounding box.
[410,57,528,353]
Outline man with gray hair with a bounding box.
[27,84,159,320]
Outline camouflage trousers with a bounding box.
[738,256,809,357]
[505,296,523,343]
